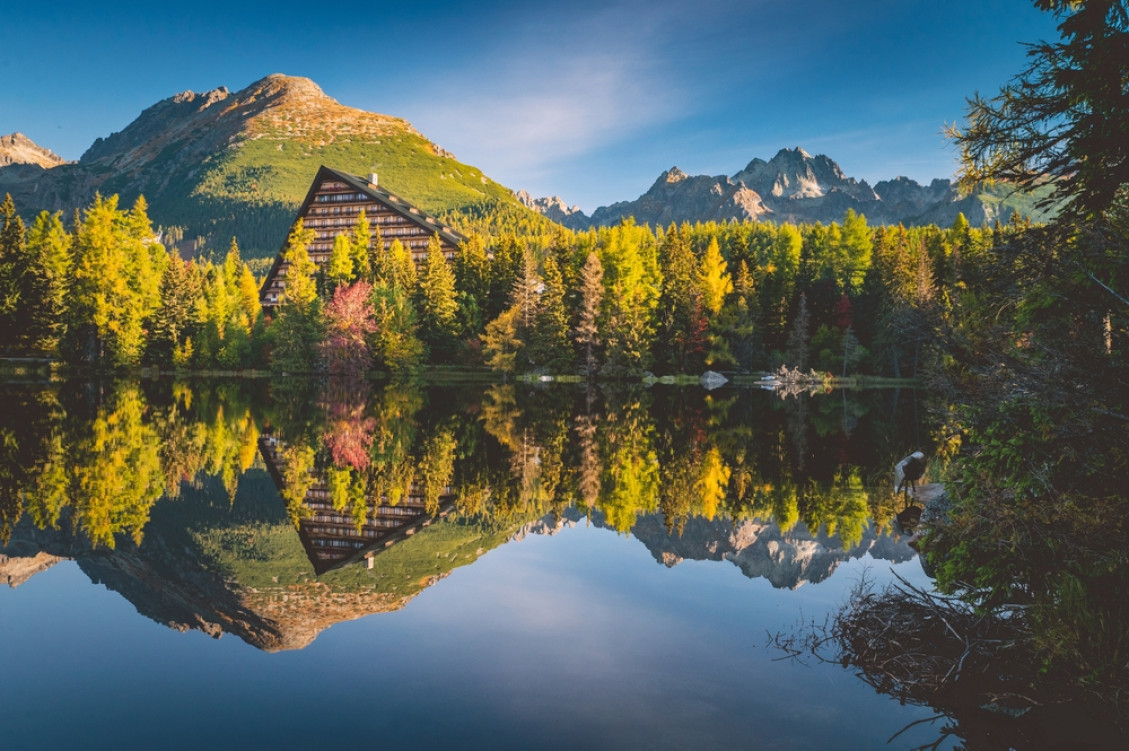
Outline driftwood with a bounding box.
[760,365,833,398]
[770,570,1036,709]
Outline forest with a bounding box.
[0,186,995,382]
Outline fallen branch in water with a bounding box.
[769,569,1035,706]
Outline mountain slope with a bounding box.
[0,74,542,258]
[541,147,1057,230]
[0,133,67,168]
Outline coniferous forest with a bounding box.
[0,190,994,382]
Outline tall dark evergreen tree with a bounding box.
[0,194,26,353]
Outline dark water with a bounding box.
[1,378,959,750]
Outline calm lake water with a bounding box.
[1,378,964,750]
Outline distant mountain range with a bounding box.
[521,505,917,590]
[518,146,1056,229]
[1,76,1053,259]
[0,74,535,259]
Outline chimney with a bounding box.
[368,172,378,186]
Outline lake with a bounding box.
[1,378,964,749]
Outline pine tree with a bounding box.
[367,220,387,284]
[658,223,699,371]
[786,292,811,371]
[417,234,459,362]
[511,247,541,336]
[0,194,26,352]
[21,211,71,354]
[387,239,416,291]
[151,255,204,365]
[531,255,572,371]
[371,281,424,373]
[350,209,371,282]
[271,219,322,371]
[326,233,354,293]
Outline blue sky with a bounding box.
[1,0,1060,212]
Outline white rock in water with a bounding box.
[700,370,728,390]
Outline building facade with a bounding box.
[260,165,467,307]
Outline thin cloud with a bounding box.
[393,2,712,190]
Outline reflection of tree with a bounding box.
[599,392,659,533]
[3,379,930,563]
[322,380,376,471]
[8,381,263,549]
[419,428,456,516]
[71,385,163,547]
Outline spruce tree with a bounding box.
[417,234,459,362]
[0,194,26,352]
[21,211,71,354]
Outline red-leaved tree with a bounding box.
[319,281,377,377]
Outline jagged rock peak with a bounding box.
[515,189,587,223]
[662,166,689,184]
[0,132,67,168]
[162,75,327,112]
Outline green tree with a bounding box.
[530,255,572,371]
[948,0,1129,221]
[417,233,460,362]
[21,211,72,354]
[598,221,661,375]
[271,219,323,371]
[657,223,704,372]
[482,304,523,373]
[371,282,424,373]
[0,195,25,352]
[325,233,355,293]
[151,255,205,366]
[928,0,1129,698]
[350,209,372,282]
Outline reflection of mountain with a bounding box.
[1,548,65,587]
[532,507,915,589]
[0,470,522,651]
[259,434,457,575]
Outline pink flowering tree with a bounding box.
[319,281,377,378]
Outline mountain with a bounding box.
[514,189,587,225]
[0,470,535,652]
[0,74,541,259]
[535,147,1057,230]
[0,133,67,169]
[588,167,771,227]
[527,505,917,590]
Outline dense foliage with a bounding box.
[0,378,922,556]
[929,0,1129,703]
[3,189,1021,380]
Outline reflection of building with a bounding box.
[260,166,468,307]
[259,434,457,574]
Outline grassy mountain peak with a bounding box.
[0,74,541,259]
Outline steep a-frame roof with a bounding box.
[259,165,468,305]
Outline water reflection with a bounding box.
[1,377,929,650]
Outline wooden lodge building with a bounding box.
[259,433,458,575]
[260,165,468,307]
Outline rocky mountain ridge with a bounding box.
[531,146,1055,229]
[528,505,917,589]
[0,132,67,169]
